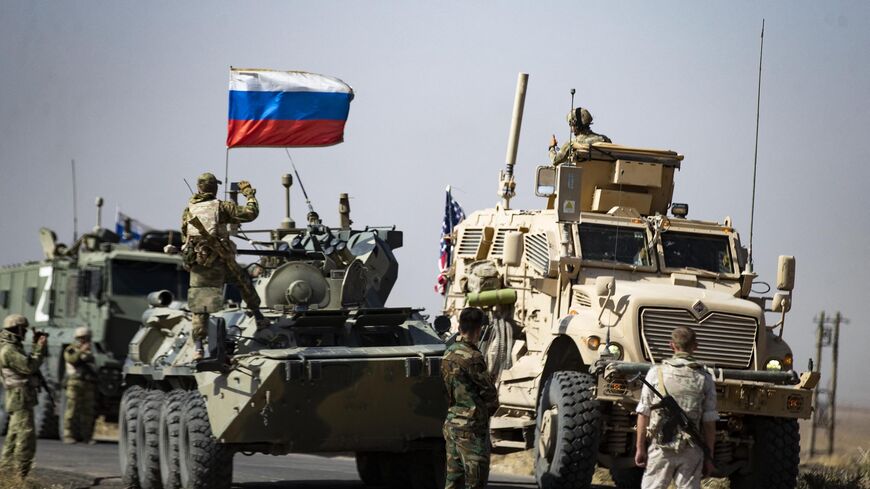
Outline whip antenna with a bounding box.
[285,149,315,214]
[747,19,765,273]
[71,159,79,242]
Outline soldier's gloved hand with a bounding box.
[549,134,558,150]
[163,244,179,255]
[238,180,256,197]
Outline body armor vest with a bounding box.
[649,358,706,450]
[186,200,224,239]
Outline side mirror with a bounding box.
[535,166,557,197]
[433,315,452,335]
[776,255,795,291]
[595,276,615,297]
[771,292,791,313]
[503,231,524,266]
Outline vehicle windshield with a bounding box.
[579,223,652,267]
[111,259,189,299]
[661,232,734,275]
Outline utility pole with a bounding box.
[809,311,825,457]
[828,312,843,456]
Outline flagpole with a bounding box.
[224,147,230,199]
[441,185,452,312]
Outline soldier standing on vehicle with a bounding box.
[181,172,261,360]
[0,314,47,478]
[63,326,97,444]
[549,107,612,165]
[441,307,499,489]
[635,326,717,489]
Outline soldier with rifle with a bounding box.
[180,172,263,361]
[62,326,97,444]
[0,314,47,478]
[634,326,717,489]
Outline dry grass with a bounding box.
[0,473,64,489]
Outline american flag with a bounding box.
[435,186,465,295]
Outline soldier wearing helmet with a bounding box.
[0,314,47,477]
[62,326,97,443]
[548,107,612,165]
[180,172,261,361]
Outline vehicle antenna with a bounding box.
[747,19,765,273]
[285,149,315,214]
[569,88,575,144]
[71,159,79,242]
[183,178,194,195]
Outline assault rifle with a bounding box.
[187,216,265,322]
[35,370,56,407]
[630,372,715,466]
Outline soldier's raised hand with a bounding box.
[549,134,558,149]
[238,180,256,197]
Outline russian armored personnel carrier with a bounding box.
[0,199,186,440]
[440,74,818,489]
[120,179,447,489]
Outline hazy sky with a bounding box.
[1,1,868,404]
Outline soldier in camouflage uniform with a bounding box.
[62,326,97,444]
[549,107,612,165]
[181,172,261,360]
[635,326,717,489]
[441,307,499,489]
[0,314,47,477]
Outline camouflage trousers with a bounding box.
[443,425,490,489]
[189,262,260,341]
[0,409,35,477]
[64,381,96,442]
[641,444,703,489]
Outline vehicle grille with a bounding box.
[457,228,483,257]
[640,308,757,368]
[524,232,552,275]
[489,228,516,258]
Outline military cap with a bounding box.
[567,107,593,127]
[3,314,28,330]
[74,326,92,338]
[197,172,222,187]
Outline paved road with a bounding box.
[30,439,537,488]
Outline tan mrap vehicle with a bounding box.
[119,178,447,489]
[439,74,818,489]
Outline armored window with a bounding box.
[0,290,8,309]
[25,287,36,306]
[110,260,189,299]
[661,232,734,275]
[579,223,651,267]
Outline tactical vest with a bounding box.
[648,358,706,450]
[65,347,96,381]
[186,200,224,239]
[0,345,34,389]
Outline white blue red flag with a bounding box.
[435,186,465,295]
[227,69,354,148]
[115,209,153,245]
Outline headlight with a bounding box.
[586,336,601,350]
[783,354,793,370]
[598,342,624,360]
[765,359,783,371]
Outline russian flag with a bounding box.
[227,69,354,148]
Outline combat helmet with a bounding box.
[3,314,28,330]
[197,172,222,194]
[567,107,593,127]
[74,326,92,339]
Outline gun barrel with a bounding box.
[504,72,529,173]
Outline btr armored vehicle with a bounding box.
[120,180,447,489]
[439,74,818,489]
[0,202,186,439]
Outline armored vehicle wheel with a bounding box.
[0,387,8,436]
[136,390,165,489]
[534,371,601,489]
[159,389,188,489]
[609,467,643,488]
[178,391,233,489]
[119,385,146,488]
[730,416,800,489]
[35,386,59,439]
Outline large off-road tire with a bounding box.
[136,390,165,489]
[119,385,146,489]
[159,389,188,489]
[609,467,644,488]
[0,387,8,436]
[35,386,59,439]
[730,416,800,489]
[178,391,233,489]
[534,371,601,489]
[356,448,445,489]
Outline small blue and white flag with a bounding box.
[116,209,153,245]
[435,186,465,295]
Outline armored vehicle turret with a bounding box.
[440,74,818,489]
[0,199,186,441]
[120,177,447,489]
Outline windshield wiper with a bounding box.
[674,267,722,279]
